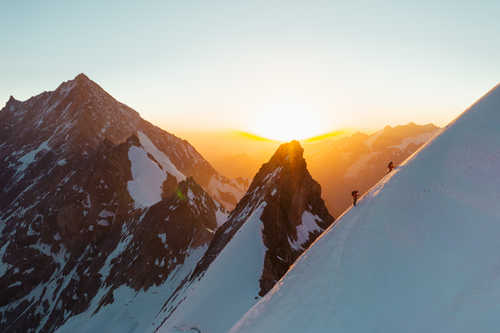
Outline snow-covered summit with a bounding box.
[232,84,500,333]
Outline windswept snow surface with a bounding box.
[160,203,268,333]
[232,85,500,333]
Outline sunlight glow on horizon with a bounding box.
[246,102,331,142]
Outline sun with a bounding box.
[247,103,327,142]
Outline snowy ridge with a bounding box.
[231,84,500,333]
[159,203,268,333]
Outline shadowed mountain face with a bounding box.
[0,74,243,332]
[305,123,440,216]
[0,74,246,212]
[157,140,334,333]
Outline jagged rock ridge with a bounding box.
[157,140,334,333]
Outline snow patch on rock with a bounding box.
[127,146,167,209]
[288,211,323,251]
[137,131,185,182]
[16,139,51,176]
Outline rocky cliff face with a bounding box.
[0,74,237,332]
[157,140,334,333]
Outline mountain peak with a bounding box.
[268,140,304,166]
[158,136,333,332]
[70,72,98,90]
[74,72,91,82]
[275,139,303,155]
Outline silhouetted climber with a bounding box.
[387,161,394,173]
[351,190,359,206]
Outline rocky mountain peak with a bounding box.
[195,139,332,282]
[157,140,334,332]
[74,72,90,82]
[6,95,17,104]
[248,140,305,188]
[269,140,304,163]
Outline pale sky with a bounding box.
[1,1,499,140]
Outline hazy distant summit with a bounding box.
[305,122,440,216]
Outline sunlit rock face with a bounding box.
[0,74,238,332]
[157,140,334,333]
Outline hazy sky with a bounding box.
[1,1,499,139]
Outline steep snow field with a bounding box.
[55,248,208,333]
[232,86,500,333]
[159,203,268,333]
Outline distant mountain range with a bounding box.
[305,122,441,216]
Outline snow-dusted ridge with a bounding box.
[231,84,500,333]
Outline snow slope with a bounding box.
[55,246,208,333]
[159,203,268,333]
[232,85,500,333]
